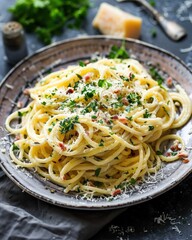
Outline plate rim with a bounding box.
[1,36,191,89]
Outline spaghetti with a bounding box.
[5,58,192,196]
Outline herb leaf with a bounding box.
[79,61,86,67]
[108,42,129,59]
[120,75,129,82]
[76,73,82,80]
[156,150,162,155]
[84,90,95,101]
[143,109,152,118]
[12,143,19,151]
[149,66,164,86]
[150,28,157,38]
[148,125,154,131]
[171,152,177,156]
[95,168,101,177]
[81,101,98,114]
[149,0,156,7]
[9,0,90,44]
[127,92,141,106]
[60,116,79,134]
[98,139,104,146]
[130,178,136,184]
[18,111,28,117]
[98,79,112,89]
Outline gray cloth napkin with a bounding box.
[0,169,126,240]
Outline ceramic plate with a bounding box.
[0,36,192,210]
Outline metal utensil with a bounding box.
[117,0,187,41]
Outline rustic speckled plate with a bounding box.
[0,36,192,210]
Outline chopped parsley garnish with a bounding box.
[111,101,124,109]
[120,73,135,82]
[150,28,157,38]
[148,125,154,131]
[41,101,46,106]
[120,75,129,82]
[129,73,135,81]
[149,0,156,7]
[81,85,90,94]
[18,111,28,117]
[12,143,19,151]
[95,168,101,177]
[60,100,77,110]
[156,150,163,155]
[68,100,76,109]
[126,116,133,121]
[90,82,97,87]
[76,73,82,80]
[130,178,136,184]
[44,94,51,99]
[148,97,154,103]
[98,139,104,146]
[98,119,104,124]
[59,116,79,134]
[127,92,141,106]
[171,152,178,156]
[108,42,130,59]
[81,101,98,114]
[98,79,112,89]
[84,90,96,101]
[149,66,164,86]
[81,85,96,101]
[74,81,80,90]
[117,95,122,101]
[79,61,86,67]
[143,109,152,118]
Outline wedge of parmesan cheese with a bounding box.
[92,3,142,39]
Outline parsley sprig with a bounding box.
[149,66,164,86]
[12,143,19,151]
[60,116,79,134]
[127,92,141,106]
[9,0,90,44]
[108,42,129,59]
[98,79,112,89]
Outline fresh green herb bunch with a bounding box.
[108,41,130,59]
[9,0,90,44]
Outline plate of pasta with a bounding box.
[0,36,192,209]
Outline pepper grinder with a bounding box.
[2,21,28,65]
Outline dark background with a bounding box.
[0,0,192,239]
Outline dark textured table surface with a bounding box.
[0,0,192,239]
